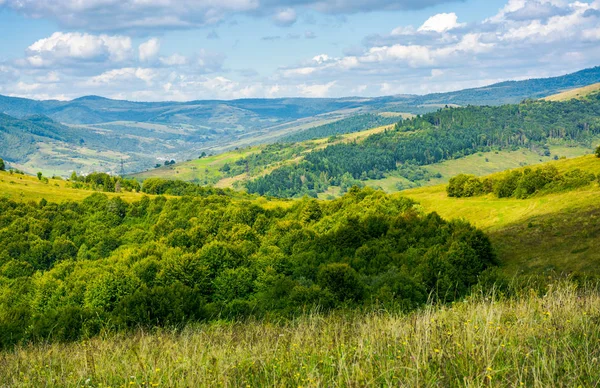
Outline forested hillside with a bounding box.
[247,95,600,197]
[0,187,494,347]
[281,114,402,142]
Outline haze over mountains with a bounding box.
[1,66,600,176]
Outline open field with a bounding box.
[0,170,147,203]
[366,145,594,193]
[1,282,598,387]
[403,155,600,275]
[543,82,600,101]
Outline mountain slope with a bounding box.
[403,155,600,275]
[3,66,600,176]
[543,82,600,101]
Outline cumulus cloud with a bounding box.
[139,38,160,62]
[418,12,465,33]
[4,0,600,101]
[297,81,336,97]
[86,67,157,86]
[273,8,297,27]
[23,32,132,67]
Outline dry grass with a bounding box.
[543,82,600,101]
[2,282,599,387]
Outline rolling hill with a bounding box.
[3,66,600,177]
[403,155,600,275]
[135,89,600,198]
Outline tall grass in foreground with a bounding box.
[2,282,599,387]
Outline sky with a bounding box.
[0,0,599,101]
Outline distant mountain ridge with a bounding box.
[1,66,600,176]
[2,66,600,124]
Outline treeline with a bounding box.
[282,114,400,143]
[447,166,598,199]
[141,177,233,196]
[69,172,141,192]
[247,96,600,197]
[0,188,495,347]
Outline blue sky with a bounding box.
[0,0,599,101]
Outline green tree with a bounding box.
[317,263,364,302]
[37,172,43,180]
[595,145,600,158]
[0,158,5,171]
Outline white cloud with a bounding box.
[4,0,600,101]
[418,12,465,33]
[87,68,157,86]
[36,71,60,83]
[160,54,188,66]
[297,81,336,97]
[139,38,161,62]
[25,32,132,67]
[391,25,417,36]
[273,8,297,26]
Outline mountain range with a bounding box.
[1,66,600,176]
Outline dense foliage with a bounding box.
[447,165,598,198]
[140,177,234,197]
[282,114,399,143]
[0,158,4,171]
[247,96,600,197]
[0,188,495,347]
[596,145,600,158]
[69,172,141,193]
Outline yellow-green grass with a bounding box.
[0,170,147,203]
[0,170,296,211]
[132,146,261,182]
[402,155,600,275]
[366,146,593,194]
[2,281,598,387]
[543,82,600,101]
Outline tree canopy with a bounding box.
[0,188,495,348]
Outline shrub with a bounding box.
[317,263,364,302]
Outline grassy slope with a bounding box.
[0,171,147,203]
[0,170,294,212]
[2,282,599,387]
[131,124,396,186]
[366,146,592,193]
[543,82,600,101]
[402,155,600,275]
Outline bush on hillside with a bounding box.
[447,165,597,199]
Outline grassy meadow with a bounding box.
[1,281,599,387]
[2,154,600,388]
[0,170,146,203]
[403,155,600,275]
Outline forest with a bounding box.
[281,114,399,143]
[247,96,600,197]
[0,187,495,348]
